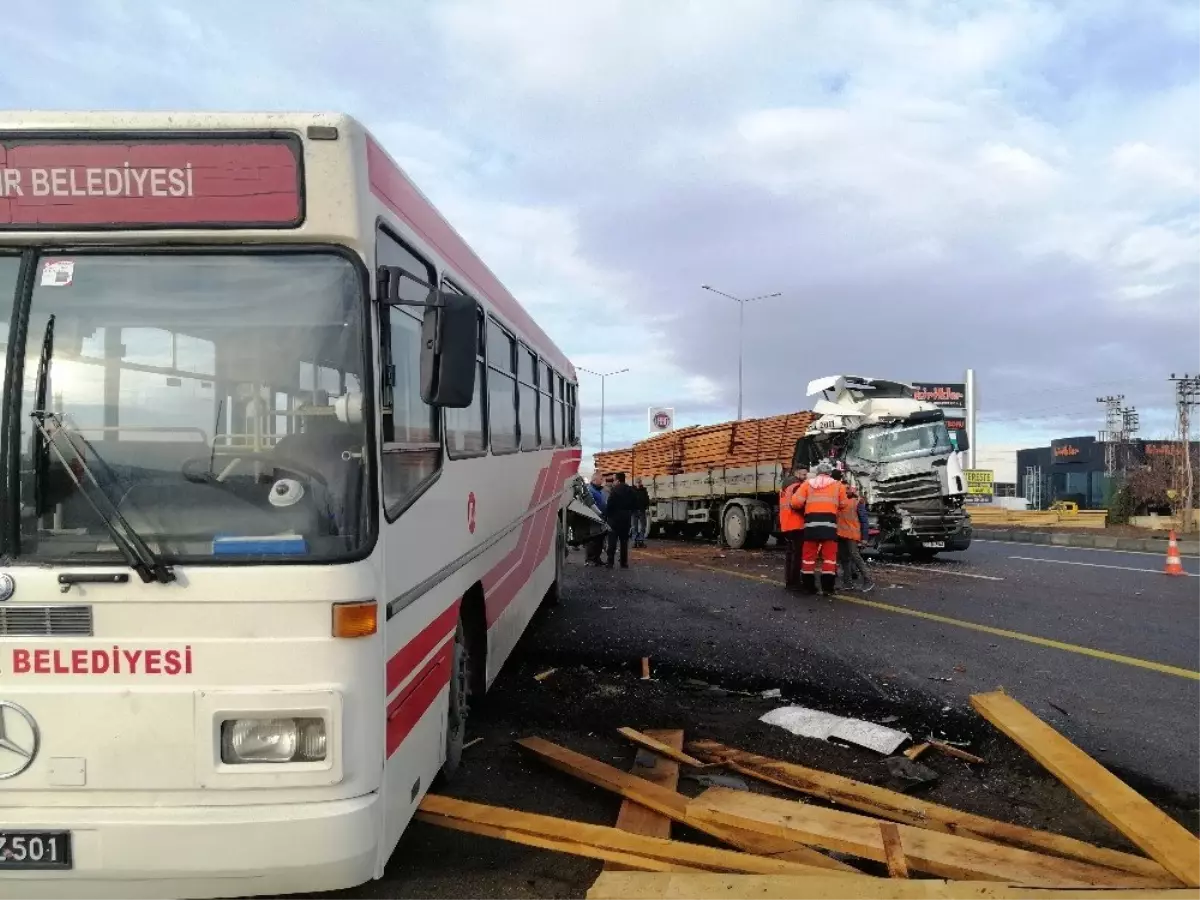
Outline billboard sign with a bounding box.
[648,407,675,435]
[964,469,994,504]
[1051,436,1095,466]
[911,382,966,409]
[0,135,303,229]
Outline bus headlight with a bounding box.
[220,717,327,764]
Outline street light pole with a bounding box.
[578,366,629,453]
[700,284,782,421]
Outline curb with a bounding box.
[973,528,1200,557]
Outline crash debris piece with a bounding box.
[641,657,651,680]
[880,823,909,878]
[882,757,939,793]
[760,705,910,755]
[534,668,558,682]
[926,739,985,764]
[902,742,931,761]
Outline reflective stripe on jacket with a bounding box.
[779,482,804,533]
[837,494,862,541]
[796,476,846,541]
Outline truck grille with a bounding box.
[873,472,943,503]
[0,605,93,636]
[908,511,970,539]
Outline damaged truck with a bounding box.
[591,375,972,558]
[799,375,972,558]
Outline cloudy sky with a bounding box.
[4,0,1197,471]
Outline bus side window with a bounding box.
[518,345,537,452]
[441,279,487,458]
[555,374,566,447]
[487,318,519,454]
[540,362,554,447]
[377,228,441,519]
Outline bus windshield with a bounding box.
[846,418,952,464]
[9,251,372,565]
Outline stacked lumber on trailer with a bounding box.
[593,410,818,478]
[415,695,1199,899]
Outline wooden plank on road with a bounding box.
[418,794,837,875]
[587,872,1200,899]
[606,729,683,872]
[689,787,1174,887]
[971,690,1200,887]
[517,737,859,873]
[688,740,1175,883]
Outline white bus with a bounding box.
[0,112,581,898]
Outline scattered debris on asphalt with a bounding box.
[641,657,651,680]
[759,687,782,699]
[416,692,1197,898]
[881,755,940,792]
[760,705,910,755]
[462,736,484,751]
[903,742,931,761]
[926,738,986,764]
[534,667,558,682]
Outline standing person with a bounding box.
[852,490,874,591]
[836,482,867,591]
[585,473,608,566]
[778,467,807,590]
[603,472,637,568]
[631,477,651,548]
[792,461,849,595]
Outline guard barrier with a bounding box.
[967,507,1109,529]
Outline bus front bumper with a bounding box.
[0,793,379,899]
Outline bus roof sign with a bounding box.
[0,135,303,229]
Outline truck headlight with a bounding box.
[220,717,327,764]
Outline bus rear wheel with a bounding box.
[443,619,473,779]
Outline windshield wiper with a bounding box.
[30,314,55,519]
[31,411,176,585]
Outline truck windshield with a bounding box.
[7,251,372,565]
[847,418,952,463]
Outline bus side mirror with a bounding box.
[419,289,478,408]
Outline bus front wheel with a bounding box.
[443,619,472,779]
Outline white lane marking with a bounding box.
[876,563,1004,581]
[974,539,1196,559]
[1009,556,1198,577]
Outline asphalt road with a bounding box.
[552,538,1200,800]
[301,537,1197,899]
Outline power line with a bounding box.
[1170,373,1200,531]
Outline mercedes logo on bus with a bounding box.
[0,573,14,602]
[0,701,40,780]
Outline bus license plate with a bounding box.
[0,831,72,869]
[922,541,945,549]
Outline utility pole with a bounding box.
[1119,404,1139,475]
[578,367,629,454]
[1096,394,1125,478]
[700,284,782,421]
[1170,373,1200,531]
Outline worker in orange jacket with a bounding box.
[834,475,874,592]
[778,466,808,590]
[792,460,851,595]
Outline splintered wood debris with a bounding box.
[415,692,1198,898]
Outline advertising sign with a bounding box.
[1051,436,1095,465]
[912,382,966,410]
[0,136,303,229]
[648,406,675,435]
[964,469,994,504]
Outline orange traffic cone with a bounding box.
[1164,531,1186,576]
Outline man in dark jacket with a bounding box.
[603,472,637,568]
[631,477,651,548]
